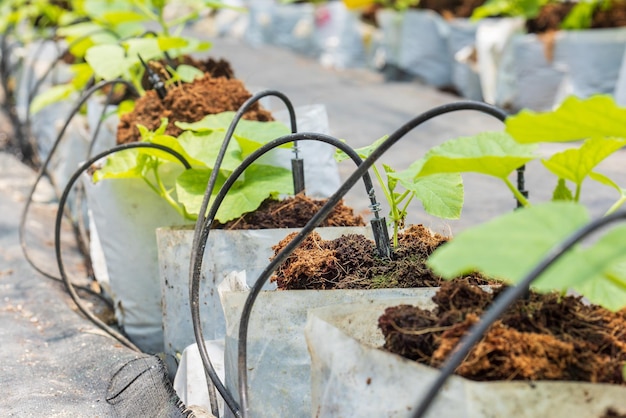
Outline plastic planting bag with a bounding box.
[218,271,437,418]
[159,226,372,359]
[83,168,192,354]
[305,299,626,417]
[376,9,452,87]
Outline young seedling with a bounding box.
[427,95,626,311]
[336,136,464,248]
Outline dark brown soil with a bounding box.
[527,1,626,33]
[141,56,236,91]
[603,408,626,418]
[379,281,626,384]
[362,0,486,25]
[271,224,492,290]
[117,74,273,144]
[417,0,487,19]
[214,193,365,230]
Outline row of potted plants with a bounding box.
[224,0,626,112]
[8,1,626,417]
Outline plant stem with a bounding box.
[503,177,531,207]
[574,183,582,202]
[604,196,626,216]
[151,161,188,219]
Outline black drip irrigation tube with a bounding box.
[24,27,120,137]
[187,89,387,417]
[188,89,298,418]
[410,210,626,417]
[54,142,192,352]
[190,132,381,418]
[191,100,517,418]
[231,101,516,418]
[19,78,139,298]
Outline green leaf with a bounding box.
[233,120,291,156]
[30,84,75,115]
[176,112,291,157]
[85,44,131,80]
[175,112,237,132]
[551,178,574,201]
[157,36,189,51]
[100,10,148,24]
[176,130,243,172]
[174,64,204,83]
[401,173,464,219]
[471,0,543,20]
[335,136,388,162]
[70,63,95,90]
[542,137,626,185]
[427,202,591,291]
[560,2,596,30]
[590,171,625,196]
[93,149,144,181]
[573,248,626,312]
[506,95,626,143]
[400,132,536,180]
[176,164,293,221]
[117,99,136,116]
[123,38,163,63]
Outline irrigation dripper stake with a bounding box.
[516,165,529,208]
[138,54,167,100]
[291,157,305,194]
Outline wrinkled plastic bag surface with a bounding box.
[448,19,483,101]
[158,226,372,359]
[245,1,319,57]
[219,271,437,418]
[268,104,341,198]
[83,170,192,354]
[174,339,226,416]
[314,2,367,69]
[306,299,626,417]
[377,9,452,87]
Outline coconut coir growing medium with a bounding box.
[214,193,365,230]
[271,225,491,290]
[117,74,273,144]
[379,281,626,384]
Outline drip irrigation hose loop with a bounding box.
[19,79,139,283]
[188,89,298,417]
[227,100,510,418]
[26,27,120,107]
[190,132,377,418]
[188,89,297,417]
[411,210,626,418]
[54,142,191,352]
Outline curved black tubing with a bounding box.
[190,132,377,418]
[411,210,626,417]
[54,142,191,352]
[229,101,509,418]
[19,79,139,282]
[188,90,297,417]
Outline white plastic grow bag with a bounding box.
[479,20,626,112]
[174,339,226,416]
[245,1,319,57]
[448,19,483,101]
[83,170,192,354]
[314,2,367,69]
[376,9,452,87]
[157,226,373,359]
[305,299,626,417]
[552,27,626,103]
[218,272,439,418]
